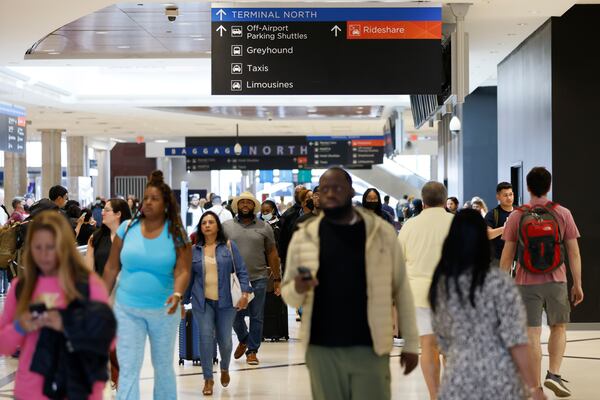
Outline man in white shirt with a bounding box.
[397,182,454,400]
[187,194,204,234]
[205,195,233,223]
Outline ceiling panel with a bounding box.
[28,3,213,59]
[147,106,385,119]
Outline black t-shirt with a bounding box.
[91,231,112,276]
[310,218,373,347]
[484,206,513,259]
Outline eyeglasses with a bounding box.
[103,208,113,212]
[319,185,345,194]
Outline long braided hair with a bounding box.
[129,170,187,247]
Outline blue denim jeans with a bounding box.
[0,269,8,295]
[115,302,180,400]
[193,299,236,380]
[233,277,268,354]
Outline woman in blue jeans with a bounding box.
[184,211,251,396]
[103,170,192,400]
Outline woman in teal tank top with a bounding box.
[103,170,192,400]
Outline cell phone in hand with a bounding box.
[297,266,313,281]
[29,303,47,318]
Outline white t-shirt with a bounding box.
[188,206,204,230]
[204,205,233,223]
[397,207,454,308]
[0,206,8,226]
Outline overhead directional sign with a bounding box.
[0,103,26,154]
[169,135,385,170]
[308,136,385,168]
[211,2,442,95]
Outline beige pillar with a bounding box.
[67,136,85,178]
[4,151,27,208]
[94,149,110,198]
[41,129,62,199]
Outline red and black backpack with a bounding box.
[517,202,565,274]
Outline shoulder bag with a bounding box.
[226,240,254,306]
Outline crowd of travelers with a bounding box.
[0,165,583,400]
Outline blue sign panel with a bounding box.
[212,7,441,22]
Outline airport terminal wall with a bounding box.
[498,4,600,324]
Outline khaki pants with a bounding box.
[305,345,391,400]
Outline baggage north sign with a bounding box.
[211,3,442,95]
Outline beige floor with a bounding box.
[0,301,599,399]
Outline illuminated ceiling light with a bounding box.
[117,45,130,49]
[96,31,108,34]
[48,52,61,55]
[193,38,206,41]
[155,139,168,143]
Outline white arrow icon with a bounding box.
[216,25,227,37]
[216,9,226,21]
[331,25,342,37]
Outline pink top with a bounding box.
[0,273,110,400]
[502,196,580,285]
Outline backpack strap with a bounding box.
[120,218,138,243]
[493,208,499,228]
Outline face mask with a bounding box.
[305,199,315,211]
[262,213,273,222]
[364,202,379,211]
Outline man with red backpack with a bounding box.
[500,167,583,398]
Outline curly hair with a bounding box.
[130,170,187,247]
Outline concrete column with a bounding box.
[156,157,172,187]
[4,151,27,207]
[94,149,110,199]
[67,136,85,178]
[40,129,62,199]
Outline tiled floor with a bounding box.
[1,295,599,399]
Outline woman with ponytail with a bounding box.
[103,170,192,400]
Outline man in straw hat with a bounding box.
[223,192,282,366]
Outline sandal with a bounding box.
[221,370,230,387]
[203,380,214,396]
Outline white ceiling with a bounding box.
[0,0,596,141]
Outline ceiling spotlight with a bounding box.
[96,31,108,35]
[117,45,130,49]
[155,139,168,143]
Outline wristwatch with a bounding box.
[173,292,182,301]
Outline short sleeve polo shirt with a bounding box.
[223,217,276,281]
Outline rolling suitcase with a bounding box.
[178,308,219,366]
[179,309,201,366]
[262,291,289,341]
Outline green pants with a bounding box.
[305,345,391,400]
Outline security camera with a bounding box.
[449,116,461,134]
[165,5,179,22]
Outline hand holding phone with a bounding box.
[29,303,47,319]
[295,266,318,294]
[297,266,313,281]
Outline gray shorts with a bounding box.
[518,282,570,327]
